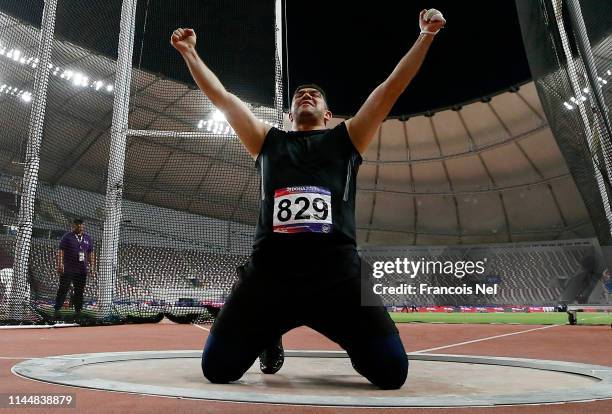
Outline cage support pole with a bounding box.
[274,0,284,127]
[11,0,58,319]
[99,0,138,318]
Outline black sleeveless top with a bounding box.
[254,122,362,251]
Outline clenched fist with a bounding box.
[419,9,446,35]
[171,28,197,53]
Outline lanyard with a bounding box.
[75,233,84,246]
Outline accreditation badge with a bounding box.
[273,186,332,234]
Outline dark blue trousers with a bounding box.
[202,332,408,390]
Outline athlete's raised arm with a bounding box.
[171,28,271,158]
[345,9,446,154]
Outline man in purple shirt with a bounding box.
[54,218,95,320]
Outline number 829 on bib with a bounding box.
[273,186,332,234]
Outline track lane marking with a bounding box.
[412,324,561,354]
[192,324,210,332]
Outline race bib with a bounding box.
[273,186,332,234]
[79,251,85,262]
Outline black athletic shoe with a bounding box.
[259,339,284,374]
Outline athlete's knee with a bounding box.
[373,352,408,390]
[349,334,409,390]
[202,355,243,383]
[201,333,247,383]
[201,332,260,383]
[202,362,243,384]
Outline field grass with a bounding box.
[36,305,159,321]
[28,305,612,326]
[390,312,612,325]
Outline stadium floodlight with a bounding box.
[211,109,226,122]
[71,72,90,87]
[0,80,31,103]
[197,114,255,134]
[561,65,612,110]
[257,118,279,128]
[199,109,237,135]
[0,42,115,96]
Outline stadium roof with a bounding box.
[2,0,531,117]
[0,3,596,245]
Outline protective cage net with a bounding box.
[515,0,612,245]
[2,0,610,325]
[0,0,281,325]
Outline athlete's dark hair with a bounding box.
[293,84,328,107]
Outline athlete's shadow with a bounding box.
[259,374,385,390]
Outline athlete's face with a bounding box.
[72,223,84,234]
[290,88,332,125]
